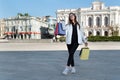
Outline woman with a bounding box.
[62,13,88,75]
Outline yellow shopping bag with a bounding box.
[79,47,90,60]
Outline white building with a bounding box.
[40,16,57,38]
[0,19,5,38]
[56,1,120,36]
[47,16,57,35]
[5,15,48,39]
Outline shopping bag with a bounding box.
[54,23,58,35]
[58,23,65,35]
[79,47,90,60]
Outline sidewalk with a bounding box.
[0,42,120,51]
[0,39,8,43]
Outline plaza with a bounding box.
[0,42,120,80]
[0,42,120,51]
[0,0,120,80]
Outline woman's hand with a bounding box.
[85,42,88,47]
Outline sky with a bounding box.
[0,0,120,18]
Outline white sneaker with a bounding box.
[71,67,76,74]
[62,67,70,75]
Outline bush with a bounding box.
[88,36,120,42]
[59,36,66,42]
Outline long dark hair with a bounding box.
[68,13,80,29]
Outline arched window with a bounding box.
[104,17,109,27]
[88,31,92,36]
[5,27,9,32]
[88,17,93,27]
[104,31,108,36]
[96,31,100,36]
[96,17,101,27]
[12,26,16,32]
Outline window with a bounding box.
[12,26,16,32]
[21,21,23,25]
[96,17,101,27]
[104,17,109,27]
[104,31,108,36]
[20,26,23,31]
[5,27,9,32]
[88,17,93,27]
[88,31,92,36]
[29,25,31,32]
[11,21,13,25]
[96,31,100,36]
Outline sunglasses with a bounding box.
[69,14,75,17]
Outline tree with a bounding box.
[17,13,30,17]
[24,13,31,17]
[17,13,23,16]
[24,13,29,17]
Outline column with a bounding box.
[80,14,84,27]
[109,30,112,37]
[93,15,96,27]
[101,29,104,36]
[86,15,88,27]
[115,11,119,25]
[93,29,96,36]
[110,13,113,26]
[101,15,104,27]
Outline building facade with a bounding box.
[4,15,48,39]
[39,16,57,39]
[0,19,5,38]
[47,16,57,35]
[56,1,120,36]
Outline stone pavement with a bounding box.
[0,42,120,51]
[0,50,120,80]
[0,42,120,80]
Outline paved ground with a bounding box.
[0,50,120,80]
[0,42,120,80]
[0,42,120,51]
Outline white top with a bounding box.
[62,23,87,44]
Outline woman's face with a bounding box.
[69,14,75,21]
